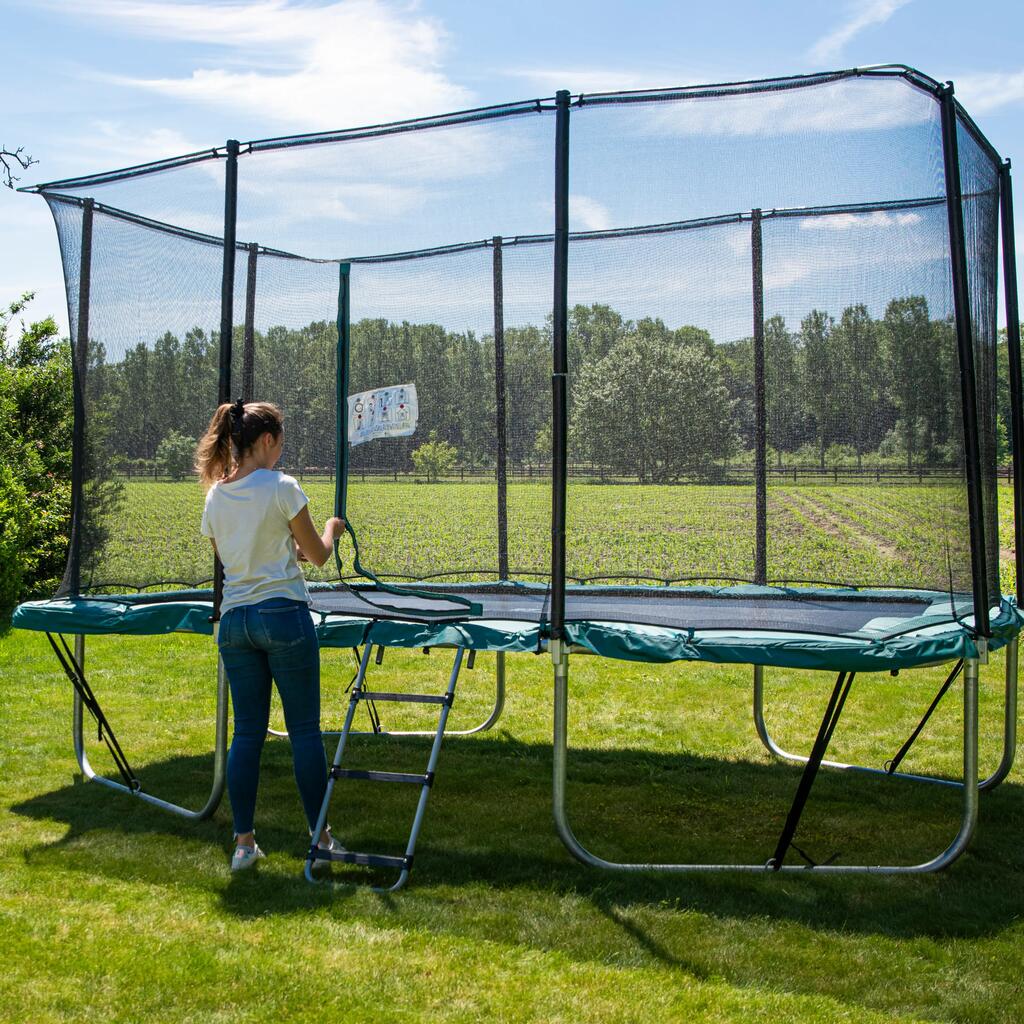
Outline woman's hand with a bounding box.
[290,509,345,568]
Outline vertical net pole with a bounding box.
[1000,161,1024,604]
[751,209,767,586]
[492,236,509,579]
[335,263,351,523]
[213,139,240,619]
[551,90,571,641]
[242,242,258,403]
[940,86,990,634]
[67,198,94,597]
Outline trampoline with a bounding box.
[13,64,1024,886]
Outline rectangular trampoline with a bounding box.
[13,63,1024,886]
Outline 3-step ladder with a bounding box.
[305,643,464,891]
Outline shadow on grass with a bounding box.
[11,729,1024,945]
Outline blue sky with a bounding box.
[2,0,1023,337]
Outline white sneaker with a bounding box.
[231,842,266,872]
[311,828,344,871]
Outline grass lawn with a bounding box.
[2,623,1024,1022]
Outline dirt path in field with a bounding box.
[777,492,901,562]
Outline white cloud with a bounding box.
[55,0,471,130]
[767,215,946,292]
[570,195,613,231]
[951,71,1024,114]
[800,210,922,231]
[807,0,912,65]
[642,75,935,137]
[503,68,680,96]
[86,121,207,164]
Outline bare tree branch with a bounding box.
[1,146,38,188]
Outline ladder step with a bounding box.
[355,690,451,706]
[330,768,434,786]
[311,849,410,870]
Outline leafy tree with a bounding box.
[716,336,753,450]
[156,430,196,480]
[832,304,883,466]
[568,303,630,368]
[570,329,736,483]
[411,430,458,482]
[800,309,835,469]
[997,413,1010,464]
[0,294,72,606]
[882,296,936,470]
[0,456,31,612]
[533,423,551,463]
[764,315,802,465]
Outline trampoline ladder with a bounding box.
[305,643,463,892]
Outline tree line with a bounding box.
[77,295,1005,485]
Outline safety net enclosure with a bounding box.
[19,64,1023,648]
[14,65,1024,884]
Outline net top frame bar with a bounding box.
[35,188,957,265]
[19,64,1004,197]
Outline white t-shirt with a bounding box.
[201,469,311,613]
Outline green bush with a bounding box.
[0,293,73,608]
[0,463,31,614]
[411,431,458,483]
[156,430,197,480]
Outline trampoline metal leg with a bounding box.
[979,636,1017,791]
[753,640,1016,791]
[552,650,980,874]
[72,634,227,821]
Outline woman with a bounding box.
[195,398,345,871]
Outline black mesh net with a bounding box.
[956,116,1002,603]
[35,69,1005,632]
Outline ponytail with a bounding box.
[195,400,284,488]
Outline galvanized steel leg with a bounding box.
[979,636,1017,790]
[753,641,1015,791]
[552,647,980,874]
[71,633,227,821]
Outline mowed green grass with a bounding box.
[3,627,1024,1022]
[3,481,1023,1021]
[94,479,1016,595]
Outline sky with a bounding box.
[2,0,1023,340]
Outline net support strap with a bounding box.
[885,659,964,775]
[769,670,856,869]
[45,632,139,791]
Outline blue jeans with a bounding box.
[217,597,327,837]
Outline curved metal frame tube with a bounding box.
[349,650,506,738]
[753,637,1016,791]
[552,645,979,873]
[71,634,228,821]
[273,649,506,740]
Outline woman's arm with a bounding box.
[289,507,344,567]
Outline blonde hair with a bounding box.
[195,400,284,488]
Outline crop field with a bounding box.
[87,479,1017,596]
